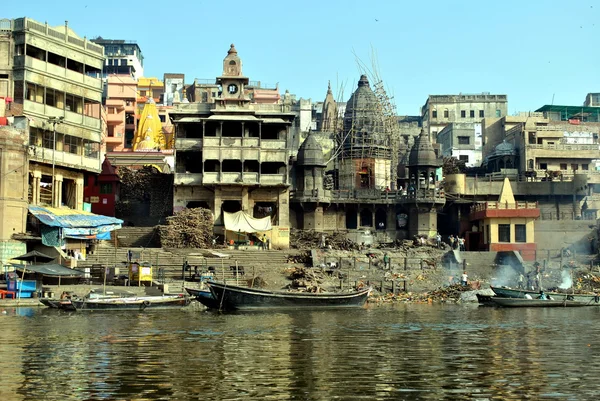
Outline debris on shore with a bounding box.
[158,208,214,248]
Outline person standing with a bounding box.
[383,253,390,270]
[436,233,442,249]
[449,235,455,249]
[517,273,525,289]
[461,271,468,286]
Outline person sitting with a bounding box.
[537,290,548,300]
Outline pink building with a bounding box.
[105,75,137,151]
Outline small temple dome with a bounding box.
[408,129,439,167]
[297,133,326,167]
[494,140,516,155]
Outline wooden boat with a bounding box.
[185,287,220,309]
[40,288,138,310]
[69,294,191,311]
[206,281,372,311]
[486,296,591,308]
[491,286,600,304]
[476,294,497,307]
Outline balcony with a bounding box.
[29,146,100,173]
[106,113,122,125]
[175,138,203,151]
[174,173,202,185]
[470,201,539,221]
[24,100,101,131]
[16,56,102,93]
[105,99,125,108]
[105,135,123,144]
[260,174,286,185]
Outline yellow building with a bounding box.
[469,178,540,260]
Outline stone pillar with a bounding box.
[386,206,396,231]
[75,176,84,210]
[277,189,290,227]
[241,187,249,212]
[32,170,42,205]
[213,188,222,225]
[53,174,63,208]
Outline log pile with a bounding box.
[283,266,326,293]
[158,208,214,248]
[287,252,311,264]
[374,284,473,304]
[290,229,359,251]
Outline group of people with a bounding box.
[448,235,465,251]
[516,262,543,290]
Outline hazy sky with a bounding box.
[4,0,598,115]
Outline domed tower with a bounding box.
[296,133,327,197]
[295,133,328,230]
[401,129,445,237]
[338,75,391,190]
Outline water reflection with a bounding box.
[0,305,599,400]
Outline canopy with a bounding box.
[13,263,84,277]
[224,211,272,233]
[28,206,123,245]
[12,250,54,264]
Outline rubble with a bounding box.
[158,208,214,248]
[290,229,359,251]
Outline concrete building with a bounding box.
[437,122,482,167]
[90,38,144,79]
[171,44,295,248]
[0,17,104,210]
[421,93,508,140]
[105,75,137,152]
[584,93,600,107]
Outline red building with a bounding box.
[84,158,120,217]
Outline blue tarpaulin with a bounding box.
[29,206,122,245]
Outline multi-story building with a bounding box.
[584,93,600,107]
[171,44,295,248]
[421,93,508,140]
[90,38,144,79]
[0,17,104,210]
[436,122,482,167]
[105,75,137,151]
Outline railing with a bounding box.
[470,201,538,213]
[175,138,202,150]
[526,143,599,151]
[29,146,100,172]
[174,173,202,185]
[16,56,102,90]
[327,188,446,202]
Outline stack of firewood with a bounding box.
[158,208,214,248]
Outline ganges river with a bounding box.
[1,304,599,400]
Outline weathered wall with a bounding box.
[534,220,595,253]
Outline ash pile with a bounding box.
[283,266,335,293]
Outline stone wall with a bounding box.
[534,220,595,253]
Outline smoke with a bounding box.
[559,270,573,290]
[491,264,519,287]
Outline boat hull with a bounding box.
[207,281,371,310]
[487,296,591,308]
[185,287,220,309]
[70,295,191,311]
[491,286,600,304]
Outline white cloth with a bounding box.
[224,211,272,233]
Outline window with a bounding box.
[540,163,548,170]
[479,110,484,118]
[458,136,470,145]
[495,110,501,117]
[560,163,567,170]
[498,224,511,242]
[64,135,79,155]
[571,164,578,171]
[432,110,437,118]
[84,142,100,158]
[459,155,469,163]
[460,110,466,118]
[470,110,475,118]
[582,164,589,170]
[42,131,54,149]
[100,183,112,194]
[140,90,147,97]
[444,109,449,118]
[515,224,526,243]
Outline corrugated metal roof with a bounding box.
[28,206,123,228]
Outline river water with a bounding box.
[0,303,599,400]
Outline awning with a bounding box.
[261,118,291,124]
[28,206,123,243]
[13,263,84,277]
[206,115,259,121]
[224,211,272,233]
